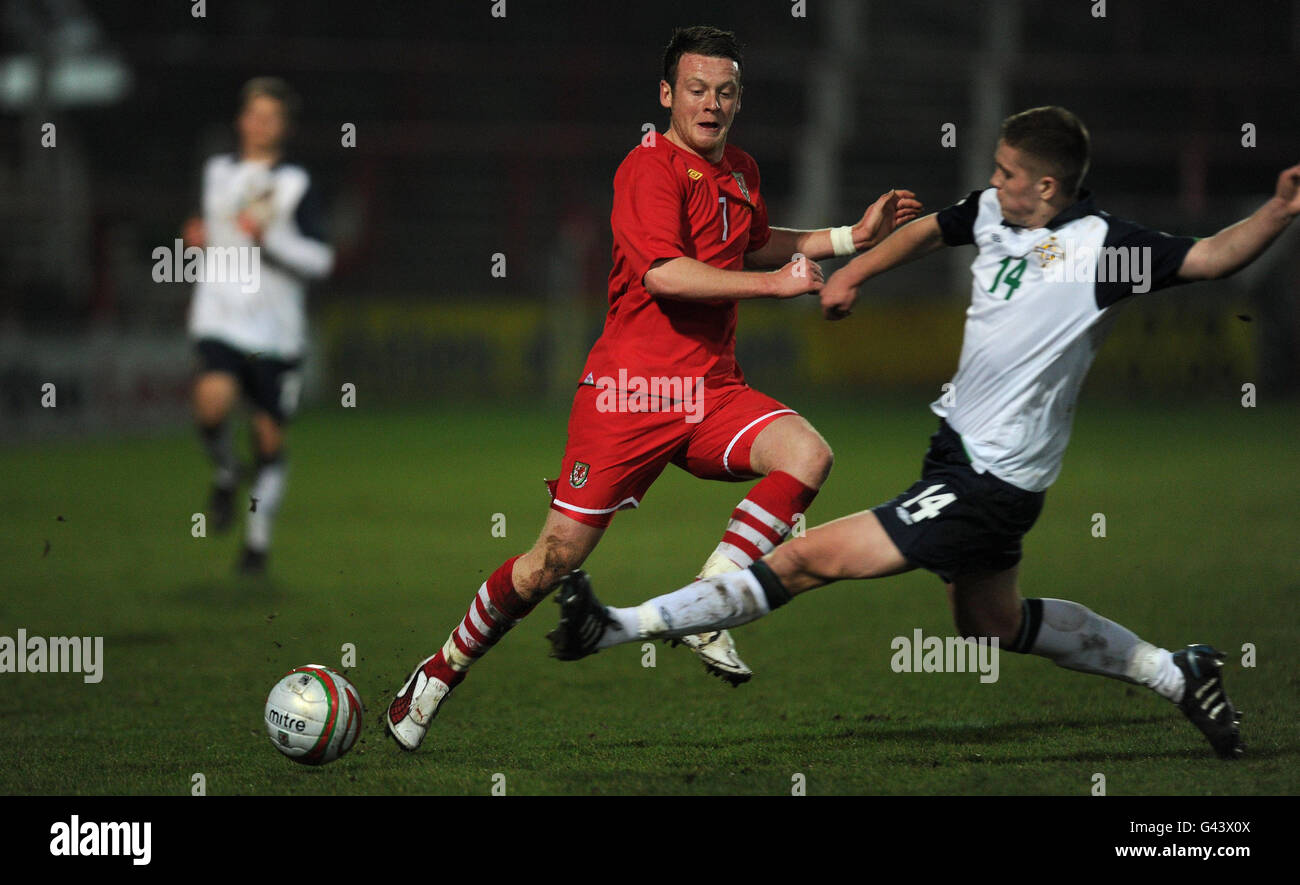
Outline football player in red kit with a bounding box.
[386,25,920,750]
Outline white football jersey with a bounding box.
[187,154,333,359]
[931,187,1196,491]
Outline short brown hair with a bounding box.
[1000,106,1091,197]
[663,26,743,89]
[239,76,301,127]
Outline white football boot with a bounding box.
[385,652,460,751]
[678,551,753,686]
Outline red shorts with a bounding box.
[546,382,797,528]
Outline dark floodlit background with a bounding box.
[2,0,1298,437]
[1,2,1298,804]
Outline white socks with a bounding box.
[1027,598,1185,702]
[595,585,1188,706]
[597,569,772,650]
[698,549,742,579]
[1125,641,1186,703]
[245,457,287,552]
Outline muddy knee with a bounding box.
[517,536,586,598]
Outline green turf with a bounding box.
[0,397,1295,795]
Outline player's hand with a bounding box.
[182,216,207,249]
[820,268,859,320]
[1275,163,1300,217]
[767,254,825,298]
[852,189,922,251]
[236,210,265,242]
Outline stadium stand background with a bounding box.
[1,0,1297,438]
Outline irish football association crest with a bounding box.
[570,461,590,489]
[1033,236,1065,268]
[731,171,749,201]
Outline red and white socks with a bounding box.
[702,470,818,574]
[421,555,538,687]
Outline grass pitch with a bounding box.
[1,397,1295,795]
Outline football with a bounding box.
[264,664,363,765]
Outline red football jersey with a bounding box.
[581,136,771,391]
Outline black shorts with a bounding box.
[873,420,1045,583]
[194,337,302,423]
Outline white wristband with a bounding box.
[830,225,857,257]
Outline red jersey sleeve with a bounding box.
[611,150,687,286]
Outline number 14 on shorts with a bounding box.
[895,484,957,525]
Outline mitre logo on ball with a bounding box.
[263,664,363,765]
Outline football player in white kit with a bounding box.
[184,77,334,574]
[549,107,1300,760]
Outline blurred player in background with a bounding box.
[550,106,1300,759]
[183,77,334,575]
[386,25,920,751]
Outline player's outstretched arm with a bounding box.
[820,213,946,320]
[745,188,923,268]
[645,254,824,301]
[1178,163,1300,281]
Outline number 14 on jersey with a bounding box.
[898,483,957,522]
[989,257,1027,299]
